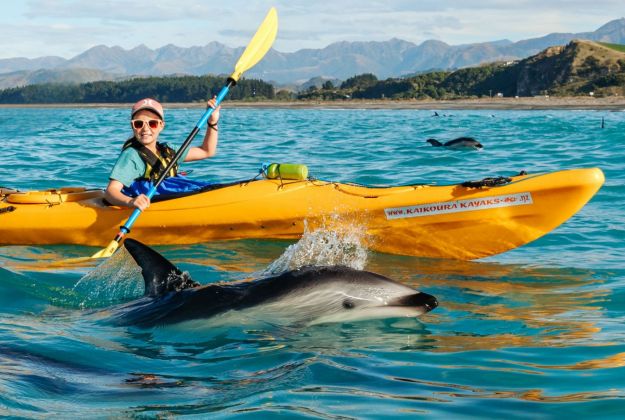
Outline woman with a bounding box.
[105,97,220,211]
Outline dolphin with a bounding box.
[426,137,483,150]
[109,239,438,328]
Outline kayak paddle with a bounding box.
[90,7,278,259]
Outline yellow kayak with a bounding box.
[0,168,604,260]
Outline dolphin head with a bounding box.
[242,266,438,325]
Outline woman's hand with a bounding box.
[207,96,220,125]
[130,194,150,211]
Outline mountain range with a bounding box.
[0,18,623,88]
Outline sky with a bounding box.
[1,0,624,59]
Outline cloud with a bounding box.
[1,22,118,58]
[25,0,220,22]
[3,0,623,58]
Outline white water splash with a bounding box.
[261,220,369,276]
[73,247,143,308]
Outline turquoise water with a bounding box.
[1,106,624,418]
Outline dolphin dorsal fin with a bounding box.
[123,238,199,297]
[426,138,443,147]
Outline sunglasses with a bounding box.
[131,119,161,130]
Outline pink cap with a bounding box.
[131,98,164,120]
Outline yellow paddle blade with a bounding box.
[90,240,120,259]
[229,7,278,82]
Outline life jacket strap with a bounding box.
[122,138,179,181]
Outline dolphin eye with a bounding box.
[342,299,355,309]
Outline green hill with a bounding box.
[511,39,625,96]
[298,39,625,100]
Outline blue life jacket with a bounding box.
[122,174,211,197]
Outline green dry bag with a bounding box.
[264,163,308,180]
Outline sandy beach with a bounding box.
[1,96,624,110]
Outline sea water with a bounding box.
[0,106,624,418]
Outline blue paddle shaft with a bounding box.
[119,81,234,235]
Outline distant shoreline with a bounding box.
[1,97,624,110]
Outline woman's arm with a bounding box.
[185,97,221,162]
[105,179,150,211]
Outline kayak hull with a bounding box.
[0,168,604,260]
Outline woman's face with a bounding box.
[131,109,164,147]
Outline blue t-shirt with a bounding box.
[109,142,190,187]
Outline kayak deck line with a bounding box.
[0,167,605,260]
[6,187,103,205]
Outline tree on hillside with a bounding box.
[0,75,274,103]
[322,80,334,90]
[352,79,414,99]
[340,73,378,90]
